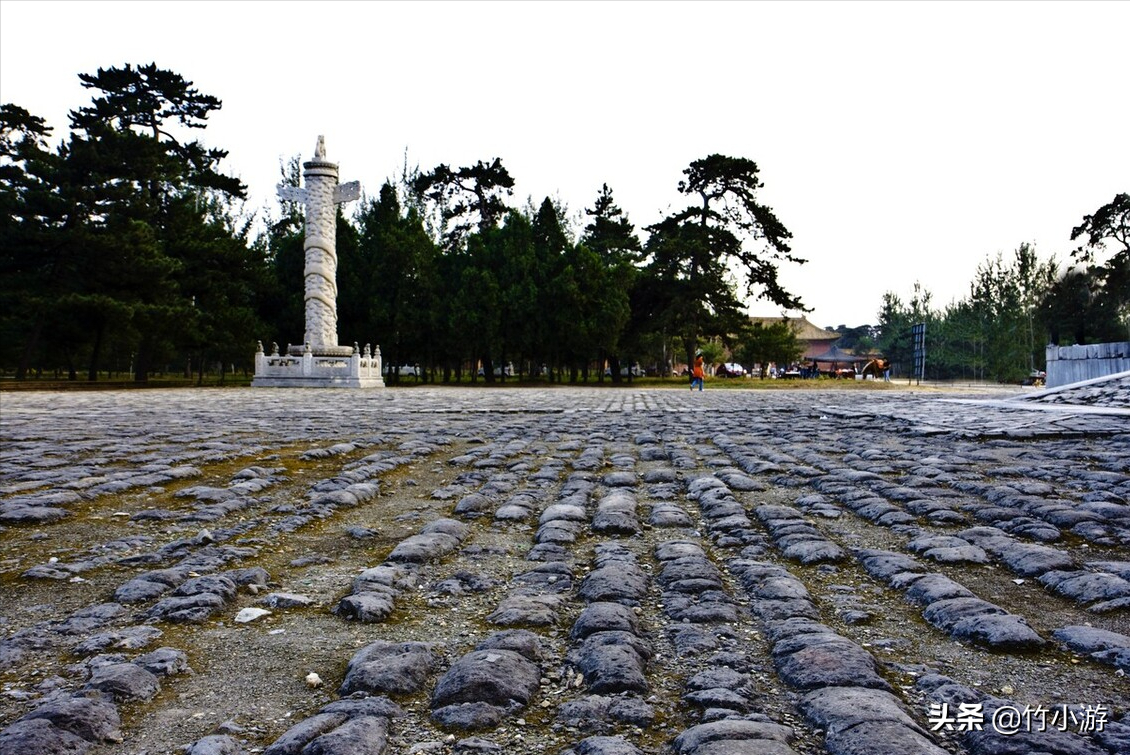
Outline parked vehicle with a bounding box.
[604,363,643,377]
[1022,369,1046,387]
[477,362,514,377]
[383,364,420,377]
[716,362,747,377]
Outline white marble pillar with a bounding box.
[301,139,340,349]
[276,136,360,353]
[255,137,381,386]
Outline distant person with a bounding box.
[691,352,705,391]
[882,360,891,382]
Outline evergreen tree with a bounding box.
[644,154,805,367]
[582,183,643,263]
[356,181,442,381]
[581,184,641,381]
[734,320,803,378]
[1060,193,1130,342]
[412,158,514,251]
[0,104,69,378]
[876,284,934,378]
[171,193,266,382]
[65,63,247,381]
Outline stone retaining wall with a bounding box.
[1045,341,1130,388]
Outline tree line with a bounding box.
[1,63,810,384]
[2,64,1126,385]
[875,196,1129,383]
[1,65,257,382]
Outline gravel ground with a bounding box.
[0,381,1127,755]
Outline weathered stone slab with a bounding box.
[683,687,751,711]
[573,642,648,694]
[431,648,541,709]
[671,720,795,754]
[557,695,655,732]
[262,592,314,609]
[475,629,545,662]
[903,574,976,605]
[1053,625,1130,671]
[1039,570,1130,604]
[185,734,244,755]
[339,640,437,695]
[486,594,564,626]
[17,695,123,743]
[567,735,645,755]
[301,715,388,755]
[570,602,639,639]
[387,532,461,563]
[922,545,988,564]
[320,697,403,719]
[579,565,649,604]
[539,503,588,524]
[72,626,163,655]
[83,662,160,702]
[854,550,925,581]
[454,493,493,516]
[430,702,504,731]
[997,543,1075,576]
[54,603,128,635]
[648,503,693,527]
[133,647,190,676]
[0,717,91,754]
[781,539,846,564]
[823,720,950,755]
[773,633,891,691]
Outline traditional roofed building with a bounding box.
[748,315,840,359]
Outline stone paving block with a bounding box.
[854,549,926,580]
[671,720,796,754]
[133,647,190,676]
[298,714,389,754]
[823,720,950,755]
[565,735,645,755]
[557,695,655,732]
[431,648,541,711]
[1039,569,1130,604]
[1053,625,1130,671]
[0,717,93,754]
[946,612,1046,651]
[83,662,160,702]
[997,542,1076,576]
[772,633,892,691]
[579,564,649,604]
[570,602,639,639]
[339,640,437,696]
[184,734,245,754]
[902,574,976,605]
[16,695,123,744]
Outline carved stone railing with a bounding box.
[253,342,383,387]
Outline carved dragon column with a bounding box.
[276,136,360,354]
[302,137,341,350]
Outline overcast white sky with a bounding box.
[2,0,1127,329]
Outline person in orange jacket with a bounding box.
[691,352,705,391]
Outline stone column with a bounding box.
[302,140,340,350]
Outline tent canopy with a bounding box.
[808,346,880,363]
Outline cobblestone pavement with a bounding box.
[0,385,1127,755]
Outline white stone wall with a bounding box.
[1045,341,1130,388]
